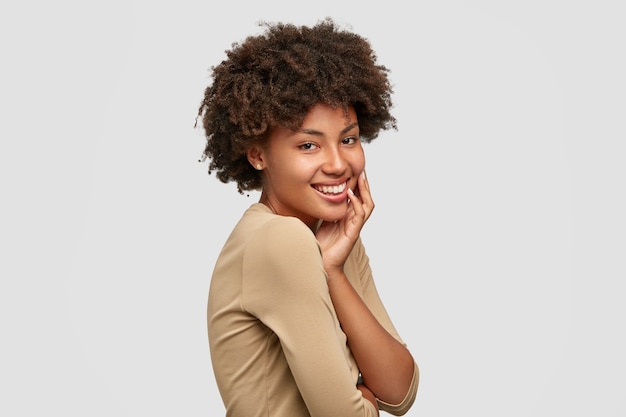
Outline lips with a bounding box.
[313,181,347,195]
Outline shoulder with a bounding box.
[247,214,320,262]
[233,204,321,271]
[240,212,327,308]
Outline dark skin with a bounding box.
[197,19,397,193]
[247,103,416,411]
[316,171,416,407]
[199,19,416,413]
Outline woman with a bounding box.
[197,18,419,416]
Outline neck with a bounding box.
[259,192,277,215]
[258,192,320,231]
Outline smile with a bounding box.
[313,182,347,195]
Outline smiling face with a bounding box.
[248,103,365,229]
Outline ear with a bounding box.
[246,145,265,170]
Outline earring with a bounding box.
[256,164,263,170]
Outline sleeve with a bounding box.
[348,238,419,415]
[377,365,419,416]
[241,218,378,417]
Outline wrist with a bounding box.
[324,267,346,282]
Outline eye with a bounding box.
[342,136,358,145]
[299,142,318,151]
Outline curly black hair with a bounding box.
[196,18,397,193]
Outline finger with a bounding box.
[347,187,366,224]
[357,170,374,217]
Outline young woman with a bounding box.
[197,18,419,417]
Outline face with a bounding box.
[253,103,365,229]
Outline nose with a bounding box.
[322,145,348,175]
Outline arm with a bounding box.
[350,239,419,414]
[326,268,416,405]
[243,218,379,416]
[316,172,418,410]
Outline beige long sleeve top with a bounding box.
[207,203,418,416]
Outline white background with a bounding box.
[1,0,624,416]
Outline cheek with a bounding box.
[272,159,314,186]
[351,151,366,174]
[346,155,365,190]
[357,159,366,174]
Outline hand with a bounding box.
[357,383,379,414]
[315,171,374,276]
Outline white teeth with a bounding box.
[315,182,346,195]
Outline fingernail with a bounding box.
[348,188,354,195]
[361,171,366,180]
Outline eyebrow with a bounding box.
[298,123,359,137]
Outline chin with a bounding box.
[320,206,348,223]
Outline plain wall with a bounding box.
[1,0,624,415]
